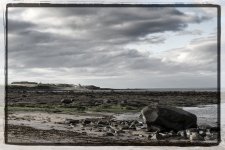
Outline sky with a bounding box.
[6,6,219,89]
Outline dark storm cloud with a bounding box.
[7,7,216,82]
[8,19,36,34]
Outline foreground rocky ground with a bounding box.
[6,110,219,145]
[5,90,220,145]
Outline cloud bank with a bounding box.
[7,7,217,88]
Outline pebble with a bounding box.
[148,132,164,140]
[105,132,114,136]
[177,130,186,138]
[82,119,92,125]
[189,132,204,141]
[204,133,217,141]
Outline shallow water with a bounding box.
[182,104,218,127]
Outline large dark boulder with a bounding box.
[141,104,197,132]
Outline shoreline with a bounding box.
[5,90,220,145]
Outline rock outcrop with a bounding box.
[141,104,197,132]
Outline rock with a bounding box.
[109,128,115,133]
[69,124,75,127]
[55,121,64,124]
[198,129,206,137]
[103,126,110,132]
[177,130,187,138]
[52,110,62,113]
[109,126,125,134]
[204,133,218,141]
[205,129,211,136]
[65,119,80,125]
[135,126,142,131]
[122,125,130,130]
[82,119,91,125]
[121,100,127,104]
[189,132,204,141]
[129,123,136,130]
[141,104,197,132]
[97,120,109,126]
[148,133,157,140]
[159,133,170,138]
[140,125,147,129]
[116,130,125,134]
[139,134,144,137]
[98,129,102,132]
[103,99,111,104]
[148,132,164,140]
[186,128,198,138]
[105,132,114,136]
[132,120,139,125]
[21,94,27,97]
[136,121,144,127]
[168,130,176,136]
[61,98,74,104]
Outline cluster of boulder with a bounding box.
[61,104,218,142]
[141,104,218,141]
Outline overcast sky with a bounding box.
[7,6,218,88]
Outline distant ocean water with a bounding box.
[114,88,218,92]
[91,88,218,93]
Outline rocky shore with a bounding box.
[5,89,220,145]
[6,110,219,145]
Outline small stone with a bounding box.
[98,120,109,125]
[186,128,198,138]
[65,119,80,124]
[83,119,91,125]
[109,128,115,133]
[129,124,136,130]
[136,122,144,127]
[103,126,110,131]
[168,130,176,136]
[115,130,125,134]
[69,124,75,127]
[159,133,169,138]
[177,130,187,138]
[198,130,206,137]
[204,133,217,141]
[122,125,129,130]
[139,134,144,137]
[105,132,114,136]
[148,132,163,140]
[189,132,204,141]
[206,129,211,135]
